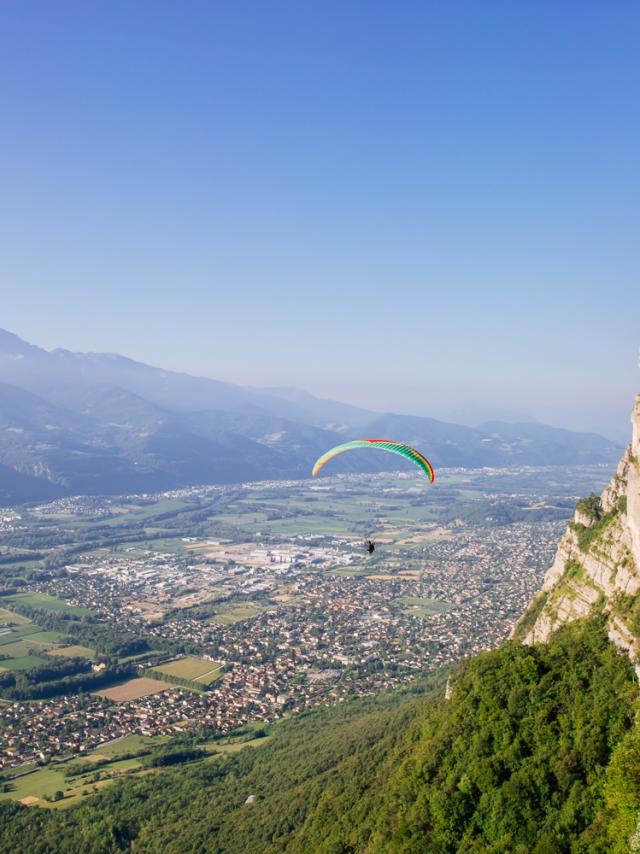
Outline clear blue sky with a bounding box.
[1,2,639,440]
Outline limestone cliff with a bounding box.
[514,393,640,675]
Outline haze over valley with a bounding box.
[0,328,623,504]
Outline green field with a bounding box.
[0,735,171,808]
[0,607,31,625]
[0,609,84,670]
[0,623,63,669]
[196,667,225,685]
[26,631,68,645]
[0,730,269,809]
[47,644,95,659]
[0,766,68,804]
[0,640,38,657]
[203,735,273,755]
[0,760,142,809]
[111,536,186,556]
[212,484,443,538]
[0,654,50,670]
[0,593,93,616]
[398,596,451,617]
[0,635,64,657]
[0,623,42,647]
[213,602,263,625]
[151,656,222,681]
[143,537,186,553]
[262,517,356,535]
[36,498,194,529]
[330,565,378,577]
[95,734,169,757]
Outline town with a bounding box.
[0,466,609,774]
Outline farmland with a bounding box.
[0,634,66,661]
[150,656,224,684]
[97,734,169,757]
[212,602,264,625]
[0,607,30,625]
[0,723,271,810]
[47,645,96,659]
[0,592,92,616]
[398,595,452,617]
[94,677,172,702]
[0,623,43,646]
[0,597,98,674]
[0,733,170,808]
[0,654,50,671]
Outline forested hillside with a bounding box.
[1,617,638,853]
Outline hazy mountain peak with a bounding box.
[0,327,625,504]
[448,404,539,426]
[0,328,46,356]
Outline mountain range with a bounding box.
[0,328,623,504]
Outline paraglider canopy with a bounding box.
[312,439,435,484]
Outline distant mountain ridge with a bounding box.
[0,329,623,504]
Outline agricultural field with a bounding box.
[330,564,380,577]
[210,467,603,540]
[110,537,186,557]
[212,602,264,625]
[0,602,94,672]
[0,633,67,656]
[96,734,169,757]
[0,592,93,616]
[202,732,272,756]
[141,537,186,553]
[0,765,70,806]
[151,656,223,684]
[0,630,68,653]
[94,677,172,702]
[0,727,270,809]
[46,645,95,659]
[398,595,451,617]
[0,640,42,657]
[0,611,77,671]
[196,667,225,686]
[0,623,42,646]
[0,734,171,808]
[31,497,193,527]
[0,607,30,625]
[0,654,50,670]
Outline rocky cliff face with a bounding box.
[514,393,640,675]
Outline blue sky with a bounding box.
[1,2,639,439]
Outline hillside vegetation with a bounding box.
[1,617,638,853]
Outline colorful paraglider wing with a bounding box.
[311,439,435,483]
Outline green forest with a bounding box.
[1,616,639,853]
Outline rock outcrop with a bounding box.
[514,393,640,675]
